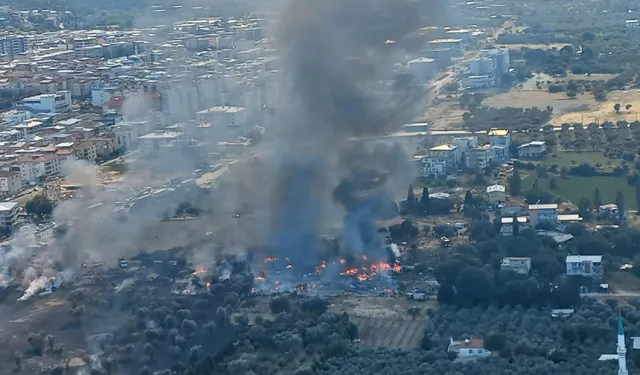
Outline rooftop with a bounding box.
[430,144,456,152]
[566,255,602,263]
[486,184,505,193]
[0,202,18,212]
[529,204,557,210]
[428,38,463,44]
[488,129,508,136]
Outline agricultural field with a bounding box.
[330,296,435,349]
[522,174,636,207]
[349,316,427,349]
[551,89,640,126]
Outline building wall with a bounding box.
[529,208,557,228]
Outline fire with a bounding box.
[341,267,358,276]
[373,262,391,272]
[255,276,265,281]
[206,281,211,288]
[286,264,293,269]
[357,274,369,282]
[192,267,207,275]
[363,255,368,261]
[315,260,327,274]
[393,262,402,273]
[339,258,346,265]
[264,257,278,263]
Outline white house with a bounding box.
[0,171,22,198]
[16,91,71,114]
[0,202,19,229]
[501,257,532,275]
[566,255,603,279]
[138,131,184,154]
[448,338,491,359]
[626,19,639,28]
[414,155,447,177]
[486,184,506,203]
[518,141,546,158]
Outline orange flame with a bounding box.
[393,263,402,273]
[286,264,293,269]
[255,276,265,281]
[339,258,346,264]
[206,281,211,288]
[341,267,358,276]
[264,257,278,263]
[357,274,369,282]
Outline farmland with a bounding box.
[330,296,435,349]
[349,317,427,349]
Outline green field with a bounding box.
[542,151,623,170]
[522,174,637,208]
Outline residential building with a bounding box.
[466,146,492,169]
[16,91,71,114]
[566,255,604,279]
[0,171,22,198]
[452,136,478,151]
[462,74,496,89]
[91,82,118,107]
[427,39,463,56]
[407,57,438,81]
[138,131,183,154]
[73,141,97,161]
[529,203,558,228]
[447,338,491,359]
[0,36,29,58]
[429,144,461,171]
[486,184,506,203]
[0,202,19,229]
[518,141,546,158]
[598,204,621,220]
[500,216,529,236]
[15,153,60,184]
[196,106,248,128]
[414,156,447,177]
[500,257,531,275]
[626,19,639,28]
[488,129,511,162]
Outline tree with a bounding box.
[420,186,430,207]
[578,197,592,221]
[406,185,417,205]
[270,296,291,314]
[636,180,640,212]
[464,190,474,206]
[594,187,603,211]
[512,214,520,236]
[484,333,507,352]
[567,90,577,98]
[616,190,627,217]
[549,177,558,189]
[627,104,633,111]
[509,169,522,196]
[25,194,53,221]
[615,103,621,114]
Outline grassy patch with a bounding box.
[543,151,623,171]
[522,174,637,207]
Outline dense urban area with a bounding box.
[3,0,640,374]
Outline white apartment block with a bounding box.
[566,255,603,279]
[16,91,71,114]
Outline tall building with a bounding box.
[0,36,29,58]
[618,315,628,375]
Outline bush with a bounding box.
[270,296,291,314]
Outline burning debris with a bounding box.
[252,244,404,297]
[18,276,63,301]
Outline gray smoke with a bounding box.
[264,0,424,266]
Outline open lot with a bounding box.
[483,90,597,114]
[522,174,636,207]
[551,89,640,125]
[543,151,623,170]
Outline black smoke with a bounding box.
[264,0,427,267]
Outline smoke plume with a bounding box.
[263,0,423,266]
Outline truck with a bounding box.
[119,258,128,268]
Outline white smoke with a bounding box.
[17,275,49,301]
[390,243,401,259]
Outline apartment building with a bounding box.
[16,91,71,114]
[0,170,22,197]
[0,202,20,229]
